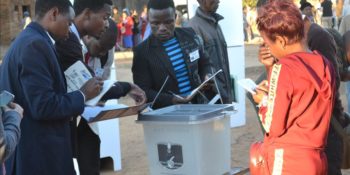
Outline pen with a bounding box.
[168,91,184,100]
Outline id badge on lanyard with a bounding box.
[189,49,200,62]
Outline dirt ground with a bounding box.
[100,44,350,175]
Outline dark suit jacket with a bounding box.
[0,22,85,175]
[132,28,211,109]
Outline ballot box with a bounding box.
[137,104,236,175]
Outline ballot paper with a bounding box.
[238,78,257,95]
[172,69,223,101]
[85,80,114,106]
[64,61,114,106]
[82,102,151,123]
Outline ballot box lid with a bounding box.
[137,104,235,123]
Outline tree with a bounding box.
[243,0,258,7]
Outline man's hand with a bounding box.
[171,95,191,104]
[201,74,215,91]
[80,77,104,100]
[252,80,269,105]
[259,44,275,68]
[3,102,24,119]
[128,83,147,105]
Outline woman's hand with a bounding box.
[253,80,269,105]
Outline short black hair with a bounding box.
[35,0,72,19]
[147,0,175,10]
[300,2,313,11]
[74,0,113,16]
[99,18,118,49]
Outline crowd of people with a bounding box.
[2,0,350,174]
[111,4,189,51]
[111,5,149,51]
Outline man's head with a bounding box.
[73,0,112,38]
[197,0,220,14]
[143,5,148,13]
[84,18,117,57]
[35,0,75,41]
[24,11,30,17]
[147,0,176,41]
[113,7,118,15]
[300,2,313,18]
[122,8,130,18]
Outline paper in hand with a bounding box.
[64,61,93,93]
[174,69,223,101]
[64,61,113,106]
[238,78,257,94]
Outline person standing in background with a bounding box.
[132,10,142,46]
[188,0,233,104]
[112,7,119,23]
[338,11,350,117]
[112,6,124,51]
[140,5,149,39]
[21,11,31,29]
[300,2,316,23]
[243,6,254,43]
[121,8,134,49]
[321,0,333,28]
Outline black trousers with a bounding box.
[326,125,343,175]
[76,119,101,175]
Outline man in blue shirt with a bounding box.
[132,0,213,109]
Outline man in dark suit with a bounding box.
[0,0,102,175]
[55,1,146,174]
[132,0,213,109]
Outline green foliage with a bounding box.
[243,0,258,7]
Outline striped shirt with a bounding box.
[163,38,192,96]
